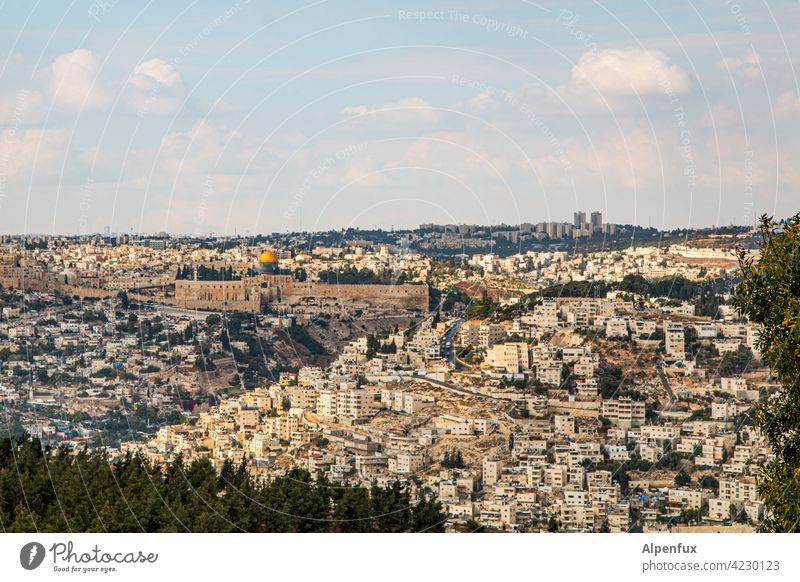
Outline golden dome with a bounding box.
[259,250,278,264]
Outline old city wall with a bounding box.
[0,275,155,303]
[0,276,107,298]
[172,279,428,311]
[172,279,260,313]
[277,282,428,310]
[2,274,429,313]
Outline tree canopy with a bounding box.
[735,214,800,532]
[0,435,445,533]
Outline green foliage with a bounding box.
[735,214,800,532]
[464,518,484,532]
[117,291,129,310]
[719,345,756,376]
[465,292,500,319]
[366,335,381,359]
[698,475,719,490]
[442,289,470,312]
[176,265,240,281]
[597,362,623,399]
[317,266,406,285]
[540,274,733,317]
[441,450,465,469]
[378,339,397,354]
[542,280,608,298]
[0,435,445,533]
[288,324,325,356]
[674,470,691,487]
[194,355,216,371]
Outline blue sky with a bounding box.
[0,0,798,235]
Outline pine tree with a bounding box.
[0,435,446,533]
[411,491,444,532]
[9,502,37,532]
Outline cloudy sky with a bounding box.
[0,0,798,235]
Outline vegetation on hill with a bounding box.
[288,323,325,356]
[734,213,800,532]
[541,274,734,317]
[719,345,758,376]
[175,265,242,281]
[317,266,409,285]
[465,292,501,319]
[441,450,465,469]
[0,435,445,533]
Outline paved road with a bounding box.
[441,319,463,366]
[657,365,675,402]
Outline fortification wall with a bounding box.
[169,296,259,312]
[174,279,250,301]
[2,273,428,314]
[277,282,428,310]
[173,279,260,312]
[1,275,129,301]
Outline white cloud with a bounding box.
[152,120,282,184]
[132,58,180,87]
[0,127,69,176]
[774,91,800,116]
[565,128,661,189]
[340,105,368,116]
[125,58,184,116]
[340,97,441,132]
[48,49,111,110]
[719,47,761,81]
[569,48,690,96]
[157,121,241,175]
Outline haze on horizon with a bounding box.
[0,0,797,236]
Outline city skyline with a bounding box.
[0,208,760,238]
[1,1,797,235]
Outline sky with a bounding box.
[0,0,798,235]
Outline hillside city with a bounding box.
[0,213,770,532]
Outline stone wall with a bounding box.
[0,275,145,303]
[277,281,428,311]
[2,271,429,314]
[173,277,428,312]
[173,279,260,312]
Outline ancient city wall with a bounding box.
[278,282,429,311]
[0,275,150,303]
[173,279,260,312]
[2,273,428,314]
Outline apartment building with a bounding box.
[485,342,530,372]
[482,455,502,486]
[601,398,646,428]
[606,317,629,339]
[536,362,563,386]
[664,321,686,360]
[456,321,506,348]
[388,452,425,474]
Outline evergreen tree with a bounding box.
[0,435,446,533]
